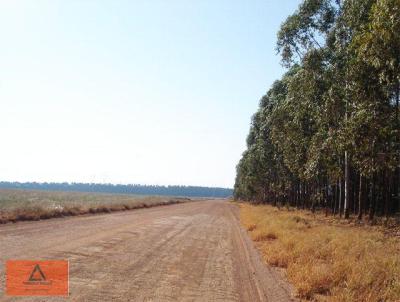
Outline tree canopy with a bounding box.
[234,0,400,219]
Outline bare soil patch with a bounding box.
[0,200,295,301]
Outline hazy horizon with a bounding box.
[0,180,233,189]
[0,1,300,188]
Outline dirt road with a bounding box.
[0,200,294,301]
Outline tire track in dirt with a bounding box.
[0,200,295,302]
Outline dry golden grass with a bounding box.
[239,203,400,302]
[0,189,190,224]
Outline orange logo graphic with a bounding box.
[6,260,69,296]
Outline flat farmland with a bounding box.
[0,189,188,223]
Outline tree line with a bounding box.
[234,0,399,219]
[0,182,233,198]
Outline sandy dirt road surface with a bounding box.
[0,200,295,302]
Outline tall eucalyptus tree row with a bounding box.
[234,0,400,219]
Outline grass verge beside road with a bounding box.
[240,203,400,302]
[0,189,190,224]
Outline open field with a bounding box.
[240,203,400,302]
[0,200,295,301]
[0,189,189,224]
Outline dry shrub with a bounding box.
[247,224,257,231]
[240,203,400,302]
[0,189,190,224]
[253,230,278,242]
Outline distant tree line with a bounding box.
[234,0,399,219]
[0,181,233,198]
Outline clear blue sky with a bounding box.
[0,0,300,188]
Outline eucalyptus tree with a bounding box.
[353,0,400,215]
[234,0,400,219]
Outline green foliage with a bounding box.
[235,0,400,218]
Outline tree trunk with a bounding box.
[333,180,339,215]
[344,151,350,219]
[369,173,376,221]
[395,80,400,212]
[384,170,391,218]
[358,175,364,220]
[353,171,358,215]
[339,177,343,218]
[296,181,300,209]
[364,179,369,217]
